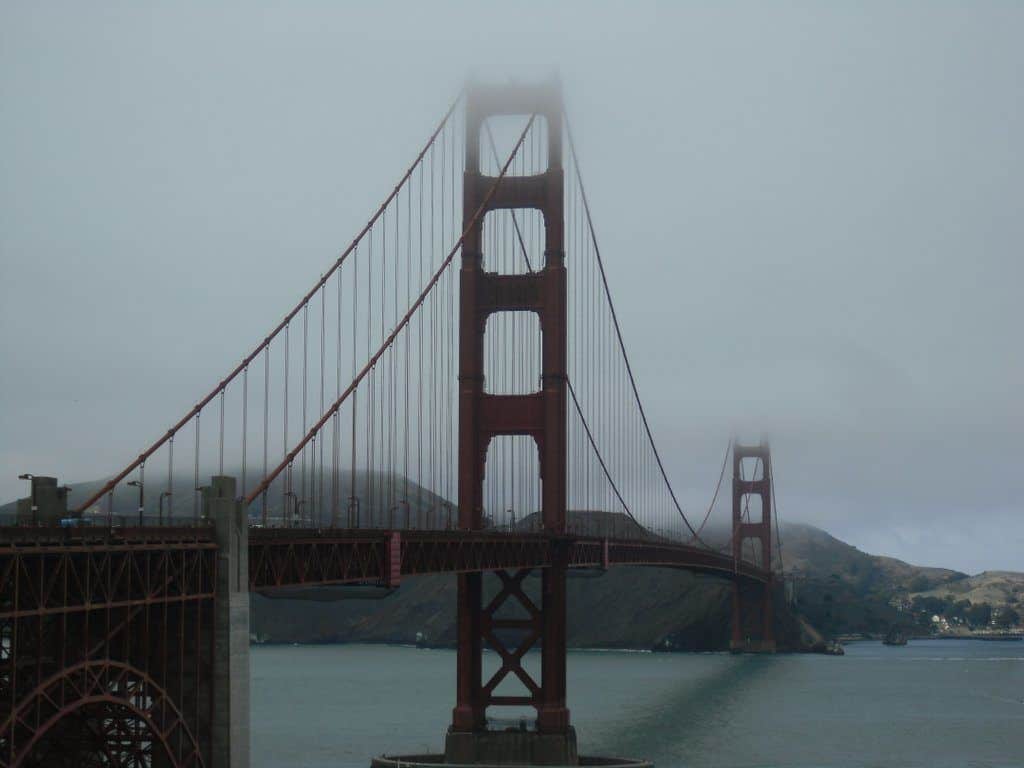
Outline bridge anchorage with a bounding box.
[2,78,778,768]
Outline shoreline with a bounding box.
[839,634,1022,644]
[248,639,832,654]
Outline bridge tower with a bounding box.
[449,81,575,764]
[730,442,776,652]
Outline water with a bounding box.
[252,640,1024,768]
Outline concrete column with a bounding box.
[210,476,250,768]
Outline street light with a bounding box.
[17,473,37,526]
[284,490,297,527]
[158,491,172,527]
[127,480,144,526]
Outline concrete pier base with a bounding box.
[209,477,250,768]
[371,753,649,768]
[729,639,777,654]
[443,727,578,766]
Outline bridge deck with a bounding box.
[0,525,767,620]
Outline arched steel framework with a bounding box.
[0,660,204,768]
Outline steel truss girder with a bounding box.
[248,529,770,591]
[0,544,216,621]
[0,529,216,768]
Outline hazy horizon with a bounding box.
[2,3,1021,574]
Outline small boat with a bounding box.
[883,626,908,646]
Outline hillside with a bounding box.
[4,474,1016,648]
[254,520,1020,649]
[909,570,1023,606]
[0,468,452,528]
[253,563,819,652]
[780,522,962,589]
[774,523,970,638]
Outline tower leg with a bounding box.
[451,573,484,731]
[537,549,570,734]
[761,579,776,653]
[730,581,744,652]
[210,476,250,768]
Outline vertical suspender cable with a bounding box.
[193,414,200,522]
[245,113,536,512]
[404,178,411,508]
[241,366,248,499]
[301,303,308,524]
[351,244,359,526]
[283,323,290,523]
[417,161,424,515]
[218,389,225,477]
[263,347,269,525]
[566,114,703,542]
[367,221,375,521]
[167,433,174,523]
[319,285,326,524]
[333,260,342,526]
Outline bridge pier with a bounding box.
[730,579,776,653]
[208,476,251,768]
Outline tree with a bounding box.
[966,602,992,629]
[948,600,972,623]
[994,607,1020,628]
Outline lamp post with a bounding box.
[127,480,144,526]
[158,491,172,526]
[284,490,296,527]
[17,473,36,526]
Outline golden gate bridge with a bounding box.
[1,82,779,768]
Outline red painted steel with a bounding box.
[0,527,216,767]
[73,96,464,517]
[2,82,784,765]
[247,529,770,590]
[456,81,570,734]
[730,443,776,652]
[0,660,204,768]
[0,521,771,765]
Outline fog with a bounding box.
[2,2,1021,574]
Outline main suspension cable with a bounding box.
[75,91,464,515]
[565,111,703,542]
[246,115,538,506]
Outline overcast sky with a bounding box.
[2,2,1021,574]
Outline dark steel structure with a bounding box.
[0,517,772,767]
[0,528,216,767]
[2,81,780,767]
[248,529,769,590]
[730,443,776,652]
[456,82,570,735]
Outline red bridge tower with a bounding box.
[731,441,777,653]
[448,81,575,764]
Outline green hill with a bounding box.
[4,474,1015,649]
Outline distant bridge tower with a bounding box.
[450,81,575,764]
[731,441,776,652]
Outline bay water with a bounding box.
[251,639,1023,768]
